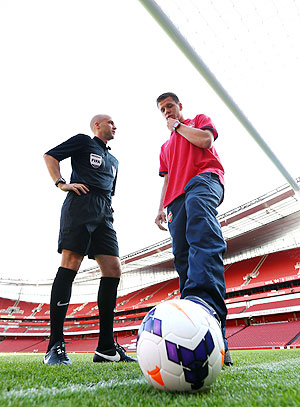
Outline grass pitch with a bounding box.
[0,349,299,407]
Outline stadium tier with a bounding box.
[225,257,265,289]
[0,298,15,313]
[292,336,300,346]
[222,324,246,338]
[0,246,300,352]
[0,337,48,353]
[227,321,300,349]
[33,304,50,318]
[245,298,300,313]
[5,327,28,334]
[226,247,300,293]
[227,306,247,315]
[115,279,180,312]
[25,329,49,334]
[82,302,99,317]
[246,249,300,286]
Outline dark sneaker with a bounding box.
[185,296,232,365]
[224,350,233,366]
[93,343,137,363]
[43,341,72,365]
[184,295,221,326]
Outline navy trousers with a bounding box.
[167,172,227,333]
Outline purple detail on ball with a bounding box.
[179,346,194,367]
[205,330,214,355]
[183,362,209,390]
[148,308,156,316]
[184,368,197,384]
[165,340,180,364]
[194,339,207,361]
[153,318,162,337]
[136,328,142,343]
[144,316,152,333]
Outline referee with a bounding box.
[43,114,136,365]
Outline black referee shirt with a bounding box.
[45,134,118,198]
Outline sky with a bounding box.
[1,0,299,281]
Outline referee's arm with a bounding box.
[43,154,89,195]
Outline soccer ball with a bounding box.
[136,299,225,392]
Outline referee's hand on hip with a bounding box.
[59,183,90,195]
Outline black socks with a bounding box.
[47,267,76,352]
[97,277,120,351]
[47,271,119,353]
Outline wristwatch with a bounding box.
[55,177,66,187]
[172,120,181,132]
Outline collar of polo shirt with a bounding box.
[93,137,111,150]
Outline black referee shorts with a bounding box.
[58,191,119,259]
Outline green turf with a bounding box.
[0,349,300,407]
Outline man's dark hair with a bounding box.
[156,92,180,106]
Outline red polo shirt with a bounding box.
[159,114,225,207]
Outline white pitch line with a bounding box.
[1,378,147,400]
[225,357,300,373]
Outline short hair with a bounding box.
[156,92,180,106]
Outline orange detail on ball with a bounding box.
[147,365,164,386]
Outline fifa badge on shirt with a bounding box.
[90,153,103,168]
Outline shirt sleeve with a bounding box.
[45,134,89,161]
[159,145,168,177]
[195,114,218,140]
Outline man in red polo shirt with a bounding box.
[155,92,232,366]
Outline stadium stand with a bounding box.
[225,256,264,289]
[4,328,28,334]
[227,305,247,315]
[83,302,99,317]
[245,298,300,313]
[26,329,49,334]
[115,280,179,314]
[0,272,299,352]
[68,303,90,317]
[291,335,300,346]
[246,248,300,286]
[0,298,15,314]
[0,258,300,352]
[227,321,300,349]
[0,337,47,353]
[224,324,247,338]
[0,234,300,352]
[33,304,50,318]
